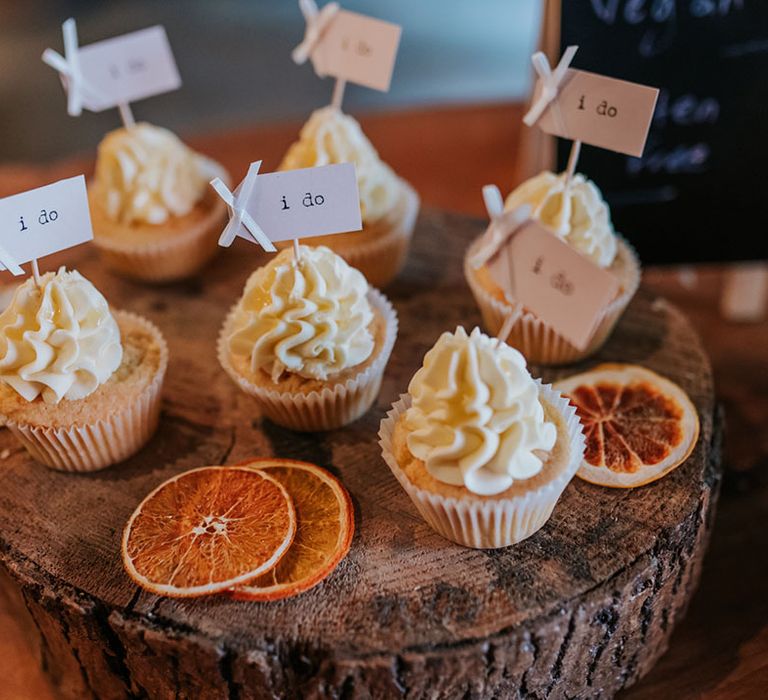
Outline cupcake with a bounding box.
[465,171,641,364]
[278,107,419,288]
[0,268,168,472]
[218,244,397,431]
[379,327,584,549]
[89,122,229,283]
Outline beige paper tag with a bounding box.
[536,69,659,157]
[77,26,181,112]
[486,221,620,350]
[312,10,402,92]
[0,175,93,271]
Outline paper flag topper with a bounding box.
[212,163,362,249]
[0,176,93,276]
[474,185,620,351]
[524,46,659,158]
[293,0,402,93]
[470,185,531,270]
[43,22,181,116]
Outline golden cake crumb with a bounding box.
[89,187,220,247]
[228,307,387,395]
[392,401,572,501]
[0,312,165,428]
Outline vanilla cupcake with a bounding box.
[465,171,641,364]
[89,122,229,282]
[278,107,419,288]
[218,245,397,431]
[0,268,168,472]
[379,327,584,548]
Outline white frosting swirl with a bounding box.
[94,122,213,225]
[0,268,123,404]
[227,246,374,382]
[505,171,617,267]
[405,327,556,496]
[280,107,402,223]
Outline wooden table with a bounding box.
[0,104,766,699]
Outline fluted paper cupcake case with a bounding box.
[91,162,230,284]
[341,181,419,289]
[218,287,398,431]
[93,195,227,283]
[4,312,168,473]
[378,381,586,549]
[464,235,641,365]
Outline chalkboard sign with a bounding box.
[560,1,768,264]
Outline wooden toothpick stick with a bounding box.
[495,303,524,348]
[331,78,346,111]
[118,102,136,128]
[564,139,582,190]
[31,259,42,288]
[293,238,302,262]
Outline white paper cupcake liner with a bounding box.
[378,381,586,549]
[91,164,230,284]
[4,312,168,473]
[218,288,398,431]
[465,235,641,365]
[340,181,420,289]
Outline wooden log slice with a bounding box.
[0,211,721,699]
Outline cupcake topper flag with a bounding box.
[211,162,362,262]
[474,186,529,346]
[292,0,402,111]
[470,46,660,349]
[472,185,621,352]
[523,45,659,192]
[42,19,181,129]
[0,176,93,286]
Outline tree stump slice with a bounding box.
[0,211,721,700]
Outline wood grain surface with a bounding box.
[0,203,720,698]
[0,103,765,699]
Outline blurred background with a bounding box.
[1,1,765,264]
[0,6,766,699]
[0,0,542,162]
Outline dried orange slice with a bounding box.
[232,459,354,601]
[555,364,699,488]
[122,466,296,597]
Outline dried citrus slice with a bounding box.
[122,466,296,597]
[555,364,699,488]
[232,459,354,601]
